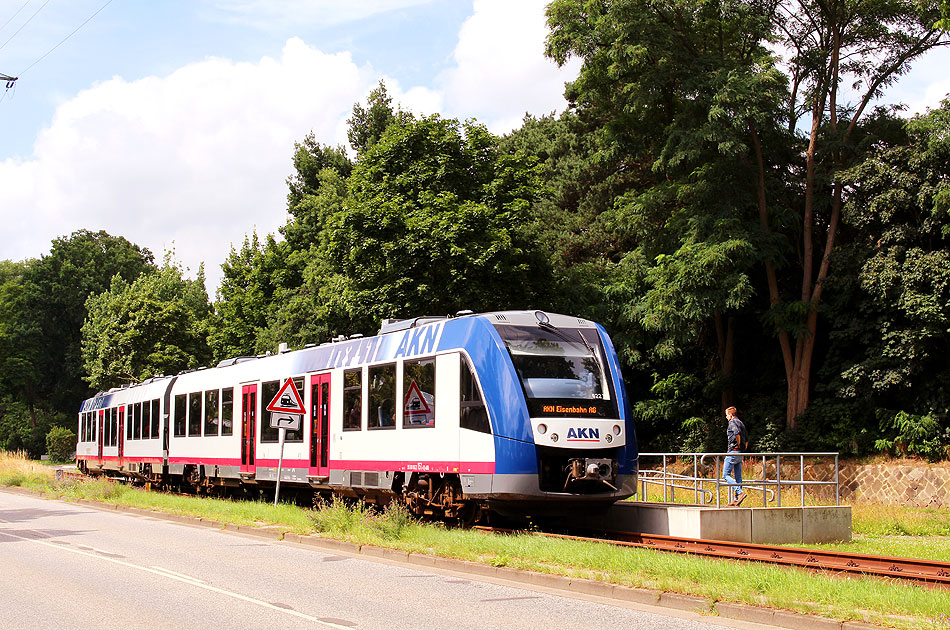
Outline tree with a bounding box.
[3,231,154,417]
[546,0,949,427]
[310,114,555,334]
[831,100,950,458]
[346,81,410,155]
[82,263,212,391]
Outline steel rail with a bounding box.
[478,527,950,587]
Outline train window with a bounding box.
[133,402,142,440]
[262,378,304,442]
[142,401,151,440]
[174,394,186,437]
[343,369,362,431]
[188,392,202,437]
[403,359,435,428]
[460,357,491,434]
[221,388,233,436]
[286,377,304,442]
[260,380,280,442]
[127,406,134,440]
[368,364,396,430]
[204,389,219,436]
[151,399,160,439]
[110,407,118,446]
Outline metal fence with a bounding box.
[637,452,840,507]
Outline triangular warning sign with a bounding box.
[266,379,306,414]
[403,380,432,416]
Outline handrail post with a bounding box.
[835,453,840,506]
[775,455,782,507]
[800,455,805,507]
[693,453,705,503]
[663,454,668,503]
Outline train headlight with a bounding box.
[550,433,558,442]
[612,424,622,435]
[605,434,613,443]
[537,423,547,435]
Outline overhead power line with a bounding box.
[0,0,34,35]
[17,0,116,77]
[0,0,52,53]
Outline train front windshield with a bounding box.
[495,324,618,418]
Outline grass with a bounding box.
[2,450,950,630]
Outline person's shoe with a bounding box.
[735,492,748,506]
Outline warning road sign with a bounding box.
[266,379,306,415]
[403,381,432,417]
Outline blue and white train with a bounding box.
[77,311,638,518]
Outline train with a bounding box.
[77,310,639,520]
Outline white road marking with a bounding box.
[0,527,352,629]
[150,565,207,584]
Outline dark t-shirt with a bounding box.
[727,417,747,452]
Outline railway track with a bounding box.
[479,527,950,588]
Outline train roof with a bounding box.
[80,310,602,411]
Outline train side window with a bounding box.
[151,399,160,439]
[204,389,219,436]
[188,392,202,437]
[460,357,491,434]
[142,401,151,440]
[284,377,305,442]
[221,388,233,436]
[368,364,396,430]
[343,369,362,431]
[174,394,186,437]
[403,358,435,428]
[134,402,142,440]
[127,405,134,440]
[260,380,280,442]
[111,407,118,446]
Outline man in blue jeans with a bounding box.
[723,406,748,506]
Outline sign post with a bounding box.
[266,379,306,506]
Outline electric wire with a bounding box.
[0,0,52,52]
[0,0,34,35]
[17,0,115,77]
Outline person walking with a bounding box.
[723,406,748,506]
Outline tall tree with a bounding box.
[546,0,949,427]
[9,231,154,415]
[82,263,212,391]
[311,114,554,334]
[830,100,950,458]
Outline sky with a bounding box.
[0,0,948,297]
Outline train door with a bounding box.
[97,410,104,464]
[241,384,257,474]
[309,373,331,478]
[117,406,125,467]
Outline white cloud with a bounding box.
[438,0,580,133]
[0,38,372,295]
[0,3,581,297]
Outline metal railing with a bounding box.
[637,452,840,507]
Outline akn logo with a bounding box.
[567,427,600,441]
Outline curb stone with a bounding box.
[0,485,894,629]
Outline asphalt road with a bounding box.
[0,490,742,630]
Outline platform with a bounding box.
[560,501,852,544]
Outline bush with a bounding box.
[46,426,76,462]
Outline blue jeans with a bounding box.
[723,454,743,502]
